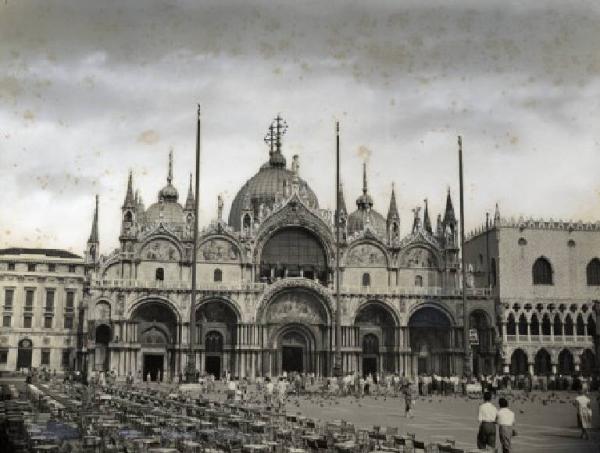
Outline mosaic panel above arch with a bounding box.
[198,238,240,262]
[141,239,181,261]
[346,243,387,267]
[265,289,328,325]
[399,246,438,268]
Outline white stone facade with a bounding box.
[0,249,85,373]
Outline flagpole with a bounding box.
[334,121,342,377]
[458,136,471,377]
[185,105,201,383]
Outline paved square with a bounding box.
[282,390,600,452]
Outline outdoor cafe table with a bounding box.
[250,421,268,433]
[32,445,59,452]
[334,441,356,453]
[243,444,270,453]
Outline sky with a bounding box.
[1,0,600,255]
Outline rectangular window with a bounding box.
[41,349,50,366]
[27,263,36,272]
[48,263,56,272]
[64,316,73,329]
[62,350,70,367]
[25,290,34,312]
[0,349,8,364]
[23,315,32,328]
[4,289,14,310]
[2,315,11,327]
[44,316,53,328]
[68,264,76,273]
[45,290,54,312]
[8,262,15,271]
[65,292,74,312]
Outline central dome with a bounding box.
[228,161,319,230]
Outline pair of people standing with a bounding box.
[477,392,516,452]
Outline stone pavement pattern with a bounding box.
[283,391,600,453]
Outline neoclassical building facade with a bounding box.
[83,118,494,381]
[0,248,86,373]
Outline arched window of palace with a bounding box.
[124,211,132,223]
[588,316,596,338]
[530,313,540,335]
[506,313,516,335]
[576,314,585,336]
[259,227,327,284]
[541,314,551,336]
[518,313,527,335]
[155,268,164,281]
[214,268,223,282]
[586,258,600,286]
[362,273,371,287]
[414,275,423,287]
[564,314,574,336]
[532,257,553,285]
[554,314,563,336]
[558,349,574,374]
[490,258,497,287]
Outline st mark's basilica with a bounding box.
[82,116,496,382]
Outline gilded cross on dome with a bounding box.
[264,114,288,167]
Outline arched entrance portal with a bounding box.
[510,349,528,375]
[355,302,397,376]
[362,334,379,378]
[409,307,453,376]
[558,349,574,375]
[17,339,33,370]
[534,349,552,375]
[205,331,224,378]
[580,349,596,376]
[132,301,178,382]
[263,287,329,377]
[280,330,307,373]
[196,300,239,378]
[94,324,111,371]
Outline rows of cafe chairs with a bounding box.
[3,379,485,453]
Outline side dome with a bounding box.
[158,183,178,203]
[347,209,387,237]
[346,162,386,237]
[145,201,184,224]
[228,164,319,230]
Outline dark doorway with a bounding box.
[418,357,427,374]
[205,356,221,379]
[282,346,303,372]
[17,339,33,370]
[362,357,377,378]
[143,354,164,381]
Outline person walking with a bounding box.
[496,397,515,453]
[477,391,497,450]
[404,381,414,419]
[575,389,592,440]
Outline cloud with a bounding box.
[1,0,600,251]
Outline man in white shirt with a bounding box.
[477,391,497,450]
[496,397,515,453]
